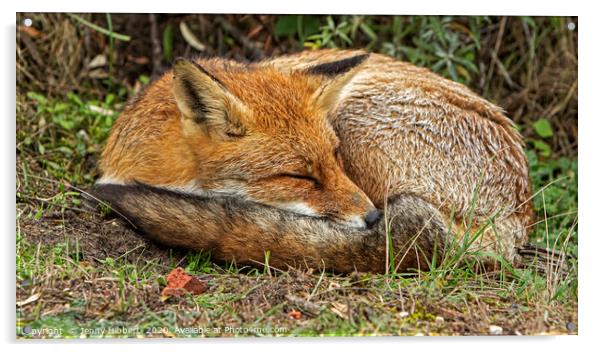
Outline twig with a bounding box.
[285,294,322,317]
[149,14,163,79]
[17,173,137,229]
[216,16,264,60]
[18,28,44,67]
[247,258,287,275]
[18,193,90,215]
[484,16,507,95]
[544,79,578,118]
[67,14,131,42]
[492,51,519,89]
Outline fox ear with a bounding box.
[172,58,246,137]
[307,53,369,112]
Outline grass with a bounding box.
[16,231,577,337]
[15,89,578,337]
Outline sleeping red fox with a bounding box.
[93,49,533,272]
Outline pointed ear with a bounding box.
[172,58,246,137]
[306,54,369,112]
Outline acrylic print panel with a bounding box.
[16,13,578,338]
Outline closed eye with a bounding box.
[334,147,344,168]
[278,173,320,185]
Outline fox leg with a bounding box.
[90,183,448,273]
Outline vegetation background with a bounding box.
[16,14,578,337]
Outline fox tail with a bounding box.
[89,183,448,273]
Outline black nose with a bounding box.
[365,209,382,228]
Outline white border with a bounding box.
[13,0,579,16]
[4,1,598,351]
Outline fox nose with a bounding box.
[364,209,382,228]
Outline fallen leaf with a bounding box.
[19,25,41,38]
[88,105,115,116]
[180,21,206,51]
[330,301,348,319]
[88,54,107,69]
[127,55,150,65]
[88,69,108,79]
[17,293,40,307]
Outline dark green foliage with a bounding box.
[18,91,121,184]
[528,151,578,257]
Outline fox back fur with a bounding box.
[94,49,533,272]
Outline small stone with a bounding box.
[435,316,444,325]
[288,310,302,320]
[489,325,503,335]
[414,332,424,336]
[566,322,577,331]
[399,311,409,318]
[160,267,208,298]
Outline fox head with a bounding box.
[171,53,380,229]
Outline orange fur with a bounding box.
[100,54,377,228]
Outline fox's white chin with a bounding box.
[279,202,319,217]
[267,201,370,229]
[340,215,367,229]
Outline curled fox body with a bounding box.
[95,49,533,272]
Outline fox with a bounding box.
[93,49,534,273]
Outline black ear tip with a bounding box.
[173,57,191,67]
[355,52,370,61]
[306,52,371,77]
[351,53,370,66]
[173,58,191,74]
